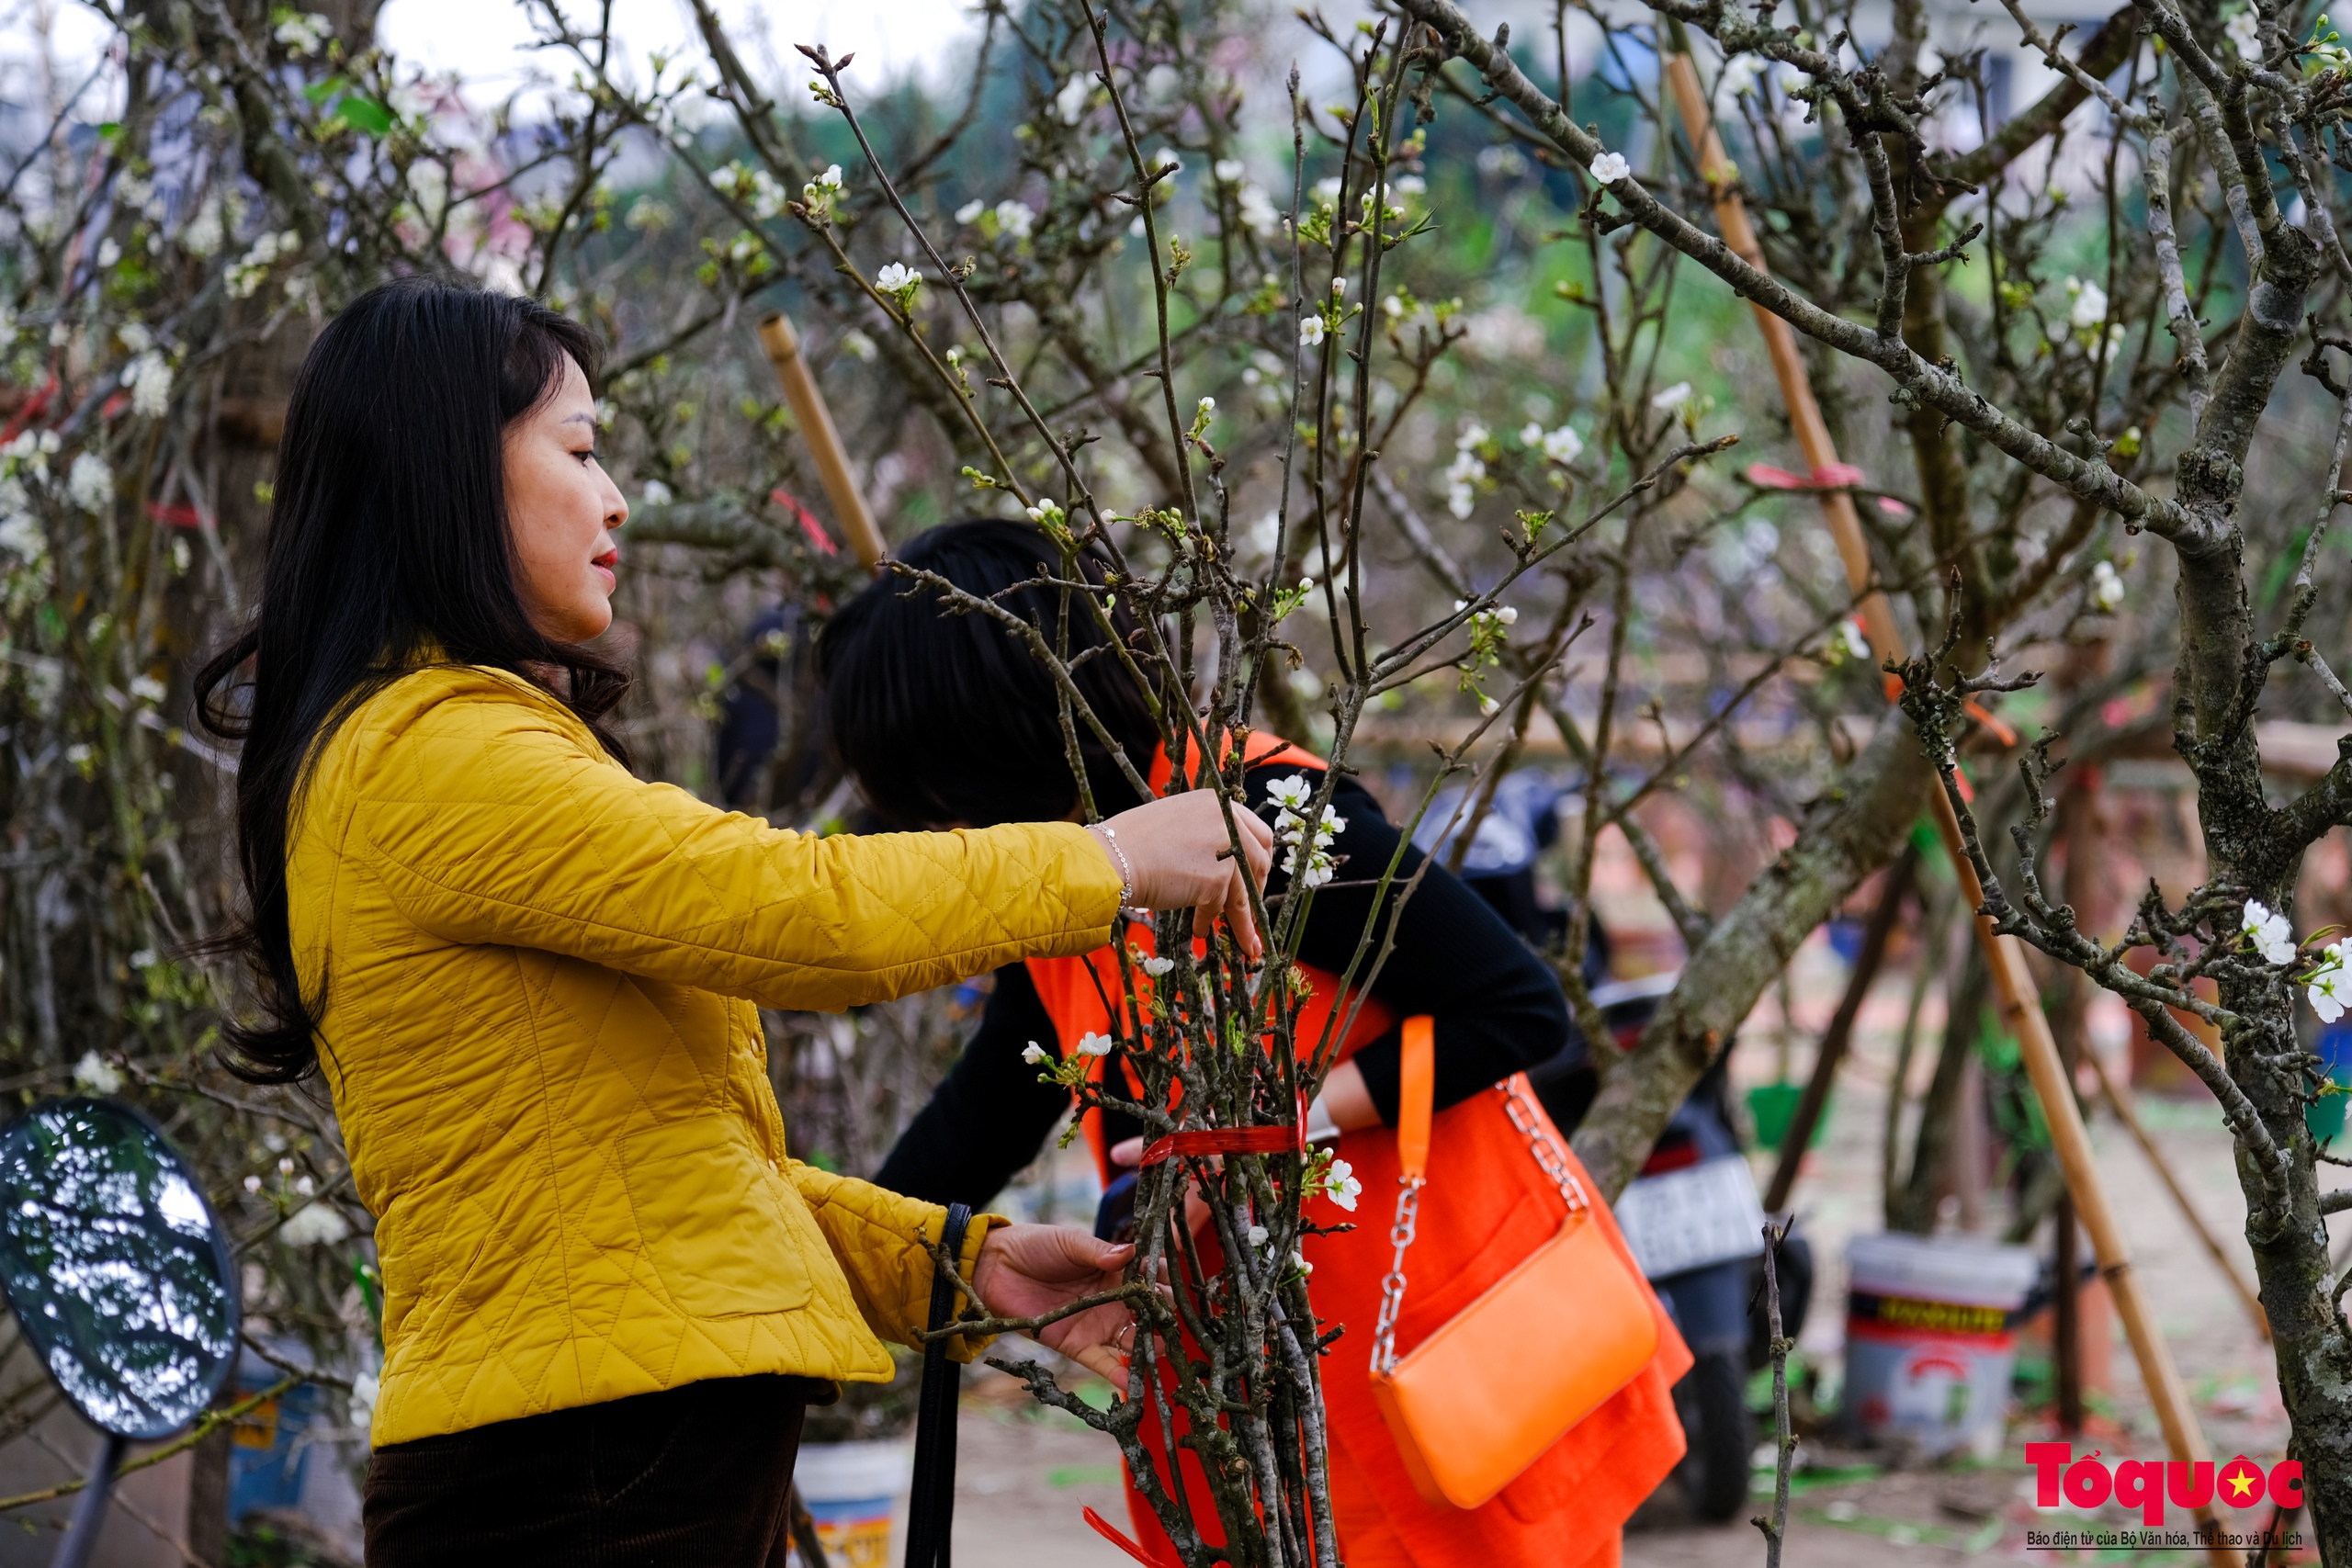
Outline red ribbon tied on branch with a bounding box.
[1136,1095,1310,1168]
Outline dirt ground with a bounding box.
[943,922,2328,1567]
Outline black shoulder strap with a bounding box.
[903,1202,971,1568]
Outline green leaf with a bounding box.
[334,93,391,136]
[302,74,346,106]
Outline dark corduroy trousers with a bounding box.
[362,1373,818,1567]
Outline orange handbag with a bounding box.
[1365,1016,1660,1510]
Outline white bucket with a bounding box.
[1842,1233,2039,1460]
[790,1440,913,1568]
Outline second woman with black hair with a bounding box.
[819,520,1691,1568]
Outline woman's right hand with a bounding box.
[1093,792,1273,958]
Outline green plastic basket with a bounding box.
[1747,1081,1831,1154]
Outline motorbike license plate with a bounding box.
[1611,1155,1768,1280]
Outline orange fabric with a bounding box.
[1026,742,1691,1568]
[1395,1017,1434,1183]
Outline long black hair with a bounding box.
[194,277,627,1085]
[817,520,1161,828]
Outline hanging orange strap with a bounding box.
[1396,1016,1434,1184]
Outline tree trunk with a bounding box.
[1573,709,1932,1199]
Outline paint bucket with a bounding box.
[1842,1233,2039,1460]
[788,1440,911,1568]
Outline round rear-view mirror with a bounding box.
[0,1098,240,1568]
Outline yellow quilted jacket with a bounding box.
[287,662,1122,1446]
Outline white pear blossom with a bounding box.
[1291,1250,1314,1276]
[1522,422,1583,464]
[1272,783,1346,887]
[1022,1042,1051,1065]
[2243,898,2298,964]
[280,1203,352,1247]
[1265,773,1314,811]
[73,1052,122,1096]
[181,197,223,258]
[875,262,922,294]
[1651,381,1693,412]
[0,510,43,562]
[1214,159,1245,184]
[129,673,165,705]
[2227,7,2263,60]
[1589,151,1631,184]
[1823,618,1871,667]
[2066,276,2109,330]
[274,11,330,54]
[1140,955,1175,977]
[127,352,172,417]
[995,200,1035,239]
[67,453,111,513]
[1075,1031,1115,1057]
[1298,314,1327,347]
[2089,558,2125,612]
[1331,276,1348,299]
[1322,1157,1362,1212]
[1246,1224,1270,1247]
[1056,75,1093,124]
[2308,942,2350,1021]
[1236,185,1279,237]
[243,1174,263,1193]
[1456,422,1489,452]
[745,170,788,219]
[640,479,673,507]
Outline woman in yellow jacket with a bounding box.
[193,278,1270,1567]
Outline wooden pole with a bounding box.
[1660,51,2228,1557]
[757,310,888,570]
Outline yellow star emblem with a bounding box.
[2224,1469,2257,1501]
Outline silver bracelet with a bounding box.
[1089,823,1136,909]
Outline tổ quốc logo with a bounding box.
[2021,1444,2305,1552]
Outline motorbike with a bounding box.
[1416,778,1810,1523]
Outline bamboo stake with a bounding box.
[757,310,888,570]
[1661,51,2227,1557]
[2086,1047,2272,1342]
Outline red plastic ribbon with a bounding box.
[768,485,838,555]
[1137,1123,1301,1168]
[1084,1506,1161,1567]
[1745,460,1867,491]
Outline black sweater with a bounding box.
[874,765,1574,1209]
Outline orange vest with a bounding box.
[1024,742,1691,1568]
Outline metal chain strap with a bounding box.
[1370,1177,1422,1374]
[1368,1074,1584,1375]
[1498,1074,1589,1214]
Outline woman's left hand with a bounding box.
[970,1224,1136,1382]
